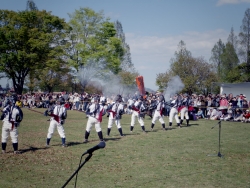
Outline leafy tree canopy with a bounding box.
[0,9,70,94]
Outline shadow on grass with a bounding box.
[104,137,121,142]
[20,145,49,153]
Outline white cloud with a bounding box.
[125,29,229,90]
[217,0,250,6]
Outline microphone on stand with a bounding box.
[82,141,106,155]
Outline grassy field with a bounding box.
[0,108,250,188]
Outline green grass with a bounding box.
[0,108,250,188]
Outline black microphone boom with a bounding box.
[83,141,106,155]
[62,141,106,188]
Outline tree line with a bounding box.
[0,0,138,95]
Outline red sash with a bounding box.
[108,110,117,118]
[10,121,15,130]
[178,106,184,112]
[50,114,60,123]
[132,106,140,112]
[160,108,163,116]
[98,109,104,123]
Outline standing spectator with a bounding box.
[242,97,249,110]
[237,94,244,108]
[220,95,229,109]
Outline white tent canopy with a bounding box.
[220,82,250,99]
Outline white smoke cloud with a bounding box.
[77,65,137,99]
[163,75,184,101]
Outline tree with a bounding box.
[227,27,238,52]
[239,8,250,65]
[220,42,239,82]
[157,41,217,94]
[67,8,124,91]
[114,21,134,72]
[37,66,72,93]
[0,9,70,94]
[26,0,38,11]
[210,39,225,80]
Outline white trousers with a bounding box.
[180,107,189,120]
[131,111,144,127]
[169,108,180,123]
[86,116,102,132]
[1,121,18,143]
[152,110,165,124]
[47,119,65,139]
[108,113,121,129]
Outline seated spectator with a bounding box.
[221,111,233,121]
[242,109,250,123]
[205,108,213,119]
[210,108,222,120]
[234,109,243,122]
[195,108,204,119]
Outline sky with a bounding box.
[1,0,250,91]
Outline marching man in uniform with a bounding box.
[1,96,23,154]
[180,93,191,127]
[46,98,67,147]
[84,97,105,143]
[130,95,147,133]
[107,94,125,137]
[151,94,166,131]
[169,94,181,129]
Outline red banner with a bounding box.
[136,76,145,95]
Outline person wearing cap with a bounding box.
[83,96,105,143]
[1,97,23,154]
[106,94,125,137]
[168,94,181,128]
[150,94,166,131]
[130,95,147,133]
[46,98,67,147]
[179,93,192,126]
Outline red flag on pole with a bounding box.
[136,76,145,95]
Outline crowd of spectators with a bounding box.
[0,91,249,123]
[190,93,250,123]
